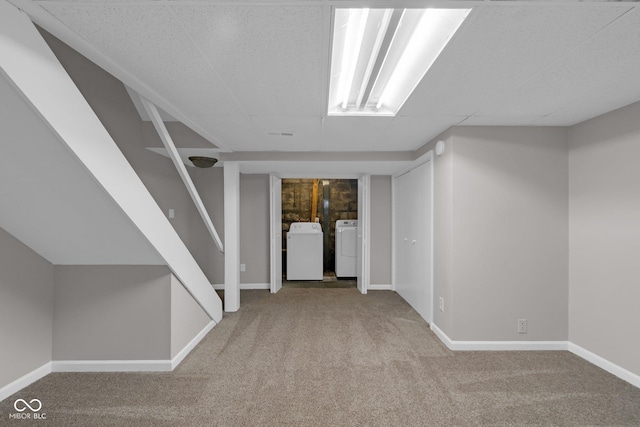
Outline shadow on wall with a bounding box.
[282,179,357,272]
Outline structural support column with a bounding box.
[224,161,240,312]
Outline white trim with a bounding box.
[0,362,51,402]
[367,284,392,290]
[393,149,434,178]
[428,150,435,325]
[170,320,215,370]
[7,0,230,152]
[390,174,396,292]
[357,175,371,294]
[430,323,568,351]
[224,161,241,312]
[392,153,434,323]
[269,175,283,294]
[140,96,224,253]
[213,283,270,290]
[568,342,640,389]
[0,5,222,323]
[51,360,172,373]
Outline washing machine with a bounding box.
[286,222,323,281]
[335,220,358,277]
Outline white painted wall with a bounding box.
[568,100,640,378]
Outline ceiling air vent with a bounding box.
[266,131,295,137]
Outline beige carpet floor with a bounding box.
[2,289,639,426]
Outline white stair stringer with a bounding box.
[0,1,222,323]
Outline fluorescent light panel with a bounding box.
[328,8,470,117]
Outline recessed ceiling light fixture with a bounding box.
[328,8,470,117]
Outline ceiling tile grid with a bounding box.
[29,1,640,154]
[399,5,632,118]
[40,3,245,116]
[478,5,640,125]
[321,116,395,151]
[382,116,468,151]
[171,5,325,117]
[191,114,264,151]
[249,115,322,151]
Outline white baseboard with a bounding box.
[52,360,172,372]
[2,321,216,398]
[368,284,392,290]
[568,342,640,389]
[430,323,568,351]
[0,362,51,403]
[212,283,270,290]
[171,320,215,370]
[431,323,640,389]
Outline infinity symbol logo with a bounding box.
[13,399,42,412]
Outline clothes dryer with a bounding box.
[335,220,358,277]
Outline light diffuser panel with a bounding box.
[328,8,471,117]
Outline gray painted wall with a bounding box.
[424,127,569,341]
[451,127,569,341]
[40,29,223,286]
[170,275,212,358]
[569,101,640,377]
[0,227,54,389]
[239,174,270,284]
[192,167,225,285]
[53,266,171,360]
[370,175,392,285]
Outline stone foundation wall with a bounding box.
[282,178,357,273]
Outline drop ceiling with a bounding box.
[13,0,640,154]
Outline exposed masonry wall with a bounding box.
[282,179,357,272]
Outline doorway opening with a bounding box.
[281,178,357,288]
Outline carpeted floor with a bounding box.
[283,277,357,289]
[2,289,639,426]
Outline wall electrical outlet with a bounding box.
[168,209,175,219]
[439,297,445,312]
[240,263,246,272]
[518,319,527,334]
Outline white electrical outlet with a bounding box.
[439,297,445,312]
[240,263,246,272]
[518,319,527,334]
[168,209,175,219]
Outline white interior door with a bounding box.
[393,159,433,323]
[270,175,282,293]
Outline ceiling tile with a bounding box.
[399,5,631,117]
[321,117,394,151]
[461,115,546,126]
[381,116,466,151]
[41,4,244,115]
[477,6,640,125]
[249,116,322,151]
[192,114,263,151]
[172,5,325,117]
